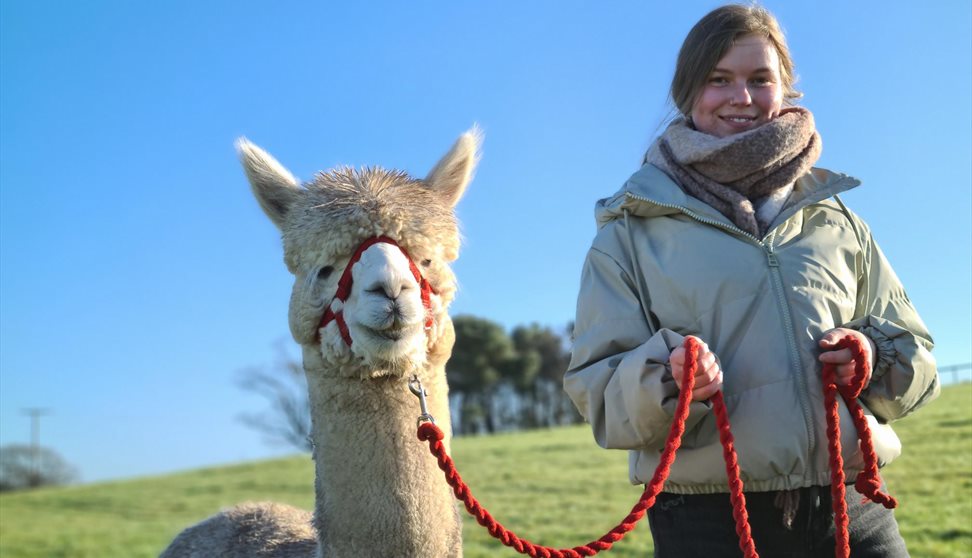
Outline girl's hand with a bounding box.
[818,328,876,389]
[669,336,723,401]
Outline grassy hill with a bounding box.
[1,383,969,557]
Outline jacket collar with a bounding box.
[596,163,862,233]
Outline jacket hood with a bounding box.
[595,164,862,232]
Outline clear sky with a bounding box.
[2,1,970,484]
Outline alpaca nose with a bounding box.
[355,243,415,301]
[365,278,410,300]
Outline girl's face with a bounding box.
[691,34,784,138]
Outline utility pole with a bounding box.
[939,363,972,385]
[21,408,50,487]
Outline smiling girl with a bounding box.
[564,4,938,557]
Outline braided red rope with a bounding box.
[417,337,755,557]
[823,335,898,558]
[417,335,894,557]
[711,389,757,557]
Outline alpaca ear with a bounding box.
[424,126,481,208]
[236,138,301,229]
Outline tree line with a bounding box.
[447,316,582,435]
[239,315,583,451]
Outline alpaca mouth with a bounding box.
[371,327,404,341]
[351,321,427,377]
[360,323,421,343]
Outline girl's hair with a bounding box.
[671,4,801,117]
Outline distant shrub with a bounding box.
[0,444,78,491]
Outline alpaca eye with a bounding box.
[317,266,334,280]
[421,259,432,267]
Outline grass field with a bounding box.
[1,383,969,557]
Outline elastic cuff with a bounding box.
[857,325,895,379]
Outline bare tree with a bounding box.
[237,342,312,452]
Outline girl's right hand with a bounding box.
[669,336,724,401]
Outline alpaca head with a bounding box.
[238,129,480,378]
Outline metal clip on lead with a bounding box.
[408,374,436,426]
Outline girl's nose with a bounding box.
[729,82,752,106]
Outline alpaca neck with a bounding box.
[304,358,460,557]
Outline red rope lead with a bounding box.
[711,390,757,557]
[418,335,893,557]
[417,337,755,557]
[823,336,898,558]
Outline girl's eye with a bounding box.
[318,266,334,280]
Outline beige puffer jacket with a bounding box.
[564,164,939,494]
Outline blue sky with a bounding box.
[2,1,970,484]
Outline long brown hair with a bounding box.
[671,4,801,117]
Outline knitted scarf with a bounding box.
[645,107,821,237]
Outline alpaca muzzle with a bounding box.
[318,236,436,347]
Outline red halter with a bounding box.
[317,236,437,347]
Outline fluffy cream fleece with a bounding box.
[161,129,480,558]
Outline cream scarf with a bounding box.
[645,107,822,237]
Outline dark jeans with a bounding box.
[647,487,908,557]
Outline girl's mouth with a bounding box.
[721,115,757,124]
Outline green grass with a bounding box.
[880,383,972,557]
[1,384,969,557]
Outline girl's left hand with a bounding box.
[818,328,876,389]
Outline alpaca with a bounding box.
[161,129,480,557]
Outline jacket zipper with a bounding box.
[763,231,816,458]
[624,193,817,461]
